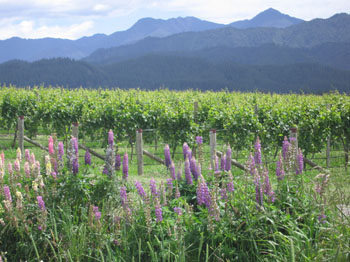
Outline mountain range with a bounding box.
[0,8,349,93]
[0,8,303,63]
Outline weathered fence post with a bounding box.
[18,116,24,154]
[326,104,331,168]
[136,129,144,176]
[72,122,79,139]
[210,129,216,169]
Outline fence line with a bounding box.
[0,118,348,173]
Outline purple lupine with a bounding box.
[169,161,176,180]
[122,153,128,180]
[196,136,203,145]
[318,214,327,224]
[249,153,256,176]
[220,188,228,200]
[282,136,290,161]
[71,137,78,155]
[135,181,146,199]
[25,149,30,162]
[85,150,91,165]
[108,129,114,146]
[227,172,235,193]
[263,170,275,203]
[37,196,46,211]
[150,178,158,197]
[220,154,226,171]
[254,175,263,208]
[197,176,211,209]
[166,178,173,193]
[296,149,304,175]
[254,137,262,165]
[215,155,220,172]
[115,154,121,171]
[58,142,64,160]
[72,158,79,175]
[225,146,232,171]
[183,142,190,160]
[155,201,163,222]
[120,186,128,206]
[48,136,54,155]
[190,156,198,180]
[103,166,109,175]
[276,155,285,181]
[173,207,182,216]
[164,144,171,168]
[184,157,193,185]
[3,186,12,202]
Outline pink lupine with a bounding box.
[24,162,30,177]
[25,149,30,162]
[108,129,114,146]
[3,185,12,202]
[48,136,54,155]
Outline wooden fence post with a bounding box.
[210,129,216,169]
[136,129,144,176]
[72,122,79,139]
[18,116,24,154]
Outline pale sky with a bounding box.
[0,0,349,40]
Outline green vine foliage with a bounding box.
[0,86,349,156]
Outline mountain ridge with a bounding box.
[0,8,304,62]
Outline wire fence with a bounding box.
[0,127,348,172]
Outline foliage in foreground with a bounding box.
[0,132,349,261]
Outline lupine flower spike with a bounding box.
[122,153,128,180]
[85,150,91,165]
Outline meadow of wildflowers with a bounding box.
[0,131,349,262]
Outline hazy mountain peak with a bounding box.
[230,8,304,28]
